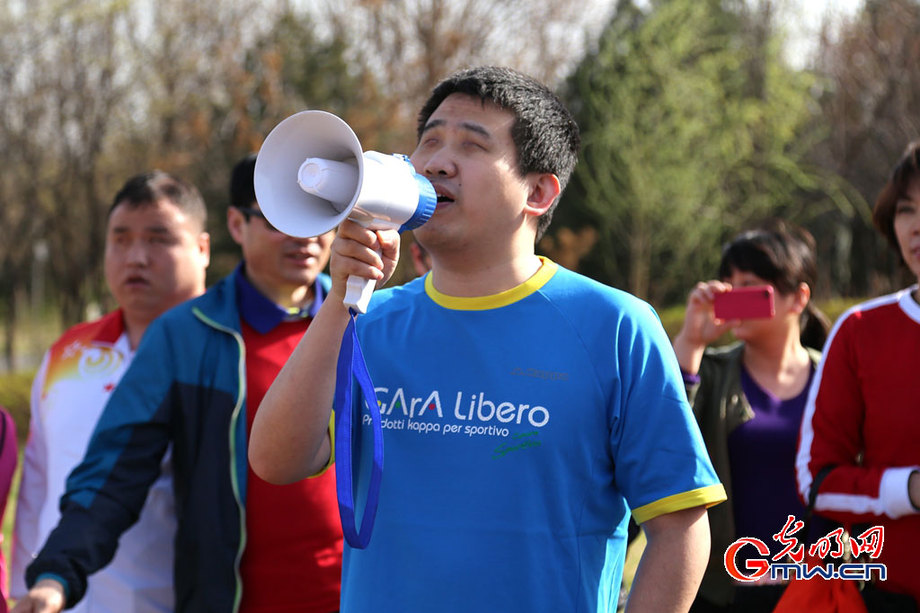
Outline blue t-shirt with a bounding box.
[346,258,725,613]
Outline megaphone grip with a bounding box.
[343,275,376,314]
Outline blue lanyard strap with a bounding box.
[333,310,384,549]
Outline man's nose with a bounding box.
[421,148,456,177]
[125,240,149,265]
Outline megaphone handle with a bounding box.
[343,275,376,314]
[342,219,384,314]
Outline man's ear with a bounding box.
[523,173,561,218]
[227,207,246,245]
[198,232,212,268]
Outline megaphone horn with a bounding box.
[254,111,436,313]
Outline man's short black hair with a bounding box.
[417,66,580,241]
[109,170,207,231]
[230,153,258,211]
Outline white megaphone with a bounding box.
[254,110,436,313]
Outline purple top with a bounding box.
[728,364,829,553]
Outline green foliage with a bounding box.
[245,11,367,120]
[553,0,844,305]
[0,370,34,445]
[805,0,920,297]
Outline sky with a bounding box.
[782,0,864,66]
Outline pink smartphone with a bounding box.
[713,285,775,320]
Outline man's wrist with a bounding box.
[33,574,68,601]
[319,291,352,317]
[909,470,920,511]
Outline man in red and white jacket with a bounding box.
[12,171,210,613]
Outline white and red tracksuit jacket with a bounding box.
[12,310,175,612]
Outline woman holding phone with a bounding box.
[796,143,920,611]
[672,222,831,612]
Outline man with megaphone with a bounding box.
[251,66,726,613]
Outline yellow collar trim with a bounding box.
[424,257,558,311]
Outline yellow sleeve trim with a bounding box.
[632,484,727,524]
[308,412,336,478]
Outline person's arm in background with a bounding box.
[672,281,735,375]
[11,579,65,613]
[626,506,710,612]
[796,311,919,524]
[250,221,400,483]
[11,353,52,600]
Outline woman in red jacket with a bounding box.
[796,141,920,611]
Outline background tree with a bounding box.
[550,0,854,304]
[5,0,920,372]
[113,0,292,279]
[0,0,133,368]
[318,0,597,152]
[808,0,920,297]
[0,0,608,370]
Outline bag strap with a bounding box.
[807,465,836,518]
[802,464,837,547]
